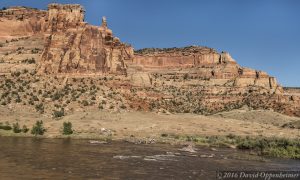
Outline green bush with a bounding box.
[235,137,300,159]
[11,71,21,77]
[22,125,29,133]
[52,109,64,118]
[31,120,46,136]
[52,92,63,101]
[62,122,73,135]
[12,122,22,133]
[21,58,35,64]
[35,103,44,113]
[0,122,12,130]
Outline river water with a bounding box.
[0,137,299,179]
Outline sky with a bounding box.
[1,0,299,87]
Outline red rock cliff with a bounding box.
[0,4,134,75]
[133,46,279,90]
[38,4,133,74]
[0,6,46,39]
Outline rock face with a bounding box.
[38,4,133,74]
[0,3,299,117]
[0,6,47,38]
[0,4,134,75]
[133,46,278,91]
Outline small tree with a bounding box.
[62,122,73,135]
[31,120,46,136]
[13,122,22,133]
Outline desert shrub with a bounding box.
[82,100,89,106]
[31,120,46,136]
[31,48,40,54]
[32,95,39,101]
[15,95,22,103]
[80,88,86,93]
[22,125,29,133]
[28,100,34,105]
[101,100,107,104]
[226,133,237,139]
[282,121,300,129]
[1,101,7,106]
[35,103,44,113]
[161,133,168,137]
[52,109,65,118]
[1,91,9,98]
[0,122,12,130]
[52,92,62,101]
[30,70,37,76]
[62,122,73,135]
[183,73,189,80]
[120,104,126,109]
[11,71,21,77]
[21,58,35,64]
[12,122,22,133]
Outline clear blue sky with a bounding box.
[1,0,299,87]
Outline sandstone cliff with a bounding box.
[0,6,46,38]
[0,4,134,75]
[0,3,299,117]
[133,46,279,91]
[39,4,134,74]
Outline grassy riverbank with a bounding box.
[1,127,299,159]
[159,134,300,159]
[1,108,300,159]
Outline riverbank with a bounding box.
[1,108,300,159]
[1,127,300,159]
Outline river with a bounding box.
[0,137,299,179]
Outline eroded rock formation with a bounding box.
[0,4,134,75]
[0,3,299,117]
[133,46,279,91]
[0,6,47,38]
[38,4,133,74]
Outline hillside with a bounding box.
[0,3,299,119]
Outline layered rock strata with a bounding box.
[0,3,299,117]
[133,47,279,91]
[0,4,134,75]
